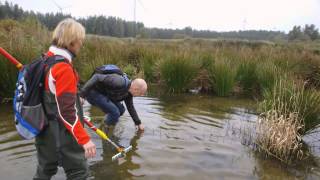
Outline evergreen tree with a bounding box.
[0,1,289,40]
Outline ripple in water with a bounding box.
[1,95,320,180]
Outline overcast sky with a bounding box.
[5,0,320,32]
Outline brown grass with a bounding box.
[256,109,304,163]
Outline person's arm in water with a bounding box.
[124,94,144,131]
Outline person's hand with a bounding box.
[136,124,144,131]
[82,140,96,158]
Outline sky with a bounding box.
[4,0,320,32]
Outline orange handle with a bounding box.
[83,118,98,131]
[0,47,23,70]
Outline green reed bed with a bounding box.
[2,19,320,101]
[236,59,258,94]
[208,58,237,97]
[159,53,200,93]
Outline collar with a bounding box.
[48,45,75,63]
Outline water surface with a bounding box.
[0,94,320,180]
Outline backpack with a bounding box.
[94,64,124,75]
[93,64,131,101]
[13,55,67,139]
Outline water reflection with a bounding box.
[90,129,144,179]
[252,152,320,180]
[0,93,320,180]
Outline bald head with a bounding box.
[129,78,148,97]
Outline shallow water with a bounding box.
[1,94,320,180]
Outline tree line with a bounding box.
[0,1,311,41]
[288,24,319,41]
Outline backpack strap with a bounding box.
[45,55,68,66]
[43,55,71,76]
[122,73,131,90]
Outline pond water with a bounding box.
[0,93,320,180]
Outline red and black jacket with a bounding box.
[44,45,90,146]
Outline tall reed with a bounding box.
[208,58,237,97]
[159,53,200,93]
[256,62,279,93]
[236,59,258,94]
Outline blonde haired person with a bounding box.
[33,18,96,180]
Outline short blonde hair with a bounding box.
[52,18,85,49]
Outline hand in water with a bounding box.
[136,124,144,131]
[83,140,96,158]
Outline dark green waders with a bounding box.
[33,119,89,180]
[33,93,89,180]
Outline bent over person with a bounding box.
[80,65,147,132]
